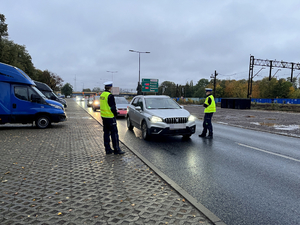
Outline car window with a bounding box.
[137,98,144,110]
[145,98,181,109]
[131,97,139,106]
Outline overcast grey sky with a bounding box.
[2,0,300,91]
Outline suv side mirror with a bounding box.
[135,106,142,111]
[31,94,41,103]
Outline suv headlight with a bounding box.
[49,103,63,110]
[188,115,197,122]
[150,116,163,123]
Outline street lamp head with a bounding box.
[129,49,150,54]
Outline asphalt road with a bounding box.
[79,100,300,225]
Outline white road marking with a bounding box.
[237,143,300,163]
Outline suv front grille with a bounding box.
[164,117,188,124]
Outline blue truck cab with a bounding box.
[0,62,66,128]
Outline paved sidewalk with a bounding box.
[0,100,223,225]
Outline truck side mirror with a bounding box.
[31,94,41,103]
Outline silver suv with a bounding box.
[127,95,196,140]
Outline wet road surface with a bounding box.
[80,100,300,225]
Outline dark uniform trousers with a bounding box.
[202,113,213,136]
[102,117,120,151]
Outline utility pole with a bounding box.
[210,70,218,97]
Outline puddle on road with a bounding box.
[250,122,300,130]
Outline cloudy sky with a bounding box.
[2,0,300,91]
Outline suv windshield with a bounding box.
[145,98,181,109]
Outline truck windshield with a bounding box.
[43,91,58,100]
[32,86,47,99]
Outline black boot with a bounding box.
[114,149,125,155]
[198,133,206,137]
[105,149,114,154]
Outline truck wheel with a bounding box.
[141,121,150,140]
[127,116,133,130]
[36,115,51,129]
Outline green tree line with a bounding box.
[158,77,300,99]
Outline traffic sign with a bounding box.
[142,78,159,92]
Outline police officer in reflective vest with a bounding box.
[199,88,216,139]
[100,81,125,154]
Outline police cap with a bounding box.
[103,81,113,87]
[205,88,213,92]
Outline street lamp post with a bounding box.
[129,49,150,95]
[106,71,118,84]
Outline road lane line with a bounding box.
[237,143,300,163]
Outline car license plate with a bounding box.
[169,124,186,130]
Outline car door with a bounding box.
[129,97,143,127]
[129,97,139,126]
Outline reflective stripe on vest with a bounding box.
[100,92,114,118]
[204,95,216,113]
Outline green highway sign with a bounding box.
[142,78,159,92]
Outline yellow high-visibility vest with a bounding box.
[100,92,114,118]
[204,95,216,113]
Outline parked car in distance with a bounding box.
[92,96,100,111]
[34,81,67,108]
[115,96,129,117]
[127,95,196,140]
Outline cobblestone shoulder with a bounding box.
[0,100,218,225]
